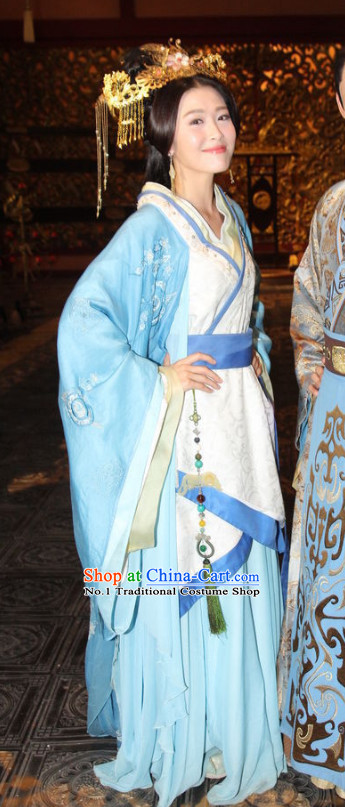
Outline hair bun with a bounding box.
[122,47,154,83]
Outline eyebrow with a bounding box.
[183,106,228,117]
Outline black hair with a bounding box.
[335,47,345,107]
[122,48,240,188]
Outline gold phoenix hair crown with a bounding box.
[95,40,227,216]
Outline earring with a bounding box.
[169,155,176,194]
[229,167,235,185]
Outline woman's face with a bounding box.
[170,85,236,182]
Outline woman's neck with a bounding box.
[175,173,216,217]
[174,173,224,239]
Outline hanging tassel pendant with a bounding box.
[203,559,227,635]
[189,390,226,636]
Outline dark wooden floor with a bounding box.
[0,270,341,807]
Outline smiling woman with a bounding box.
[58,40,286,807]
[169,86,237,237]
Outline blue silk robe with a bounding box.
[58,188,284,806]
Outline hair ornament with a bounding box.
[95,40,227,215]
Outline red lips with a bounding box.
[202,146,226,153]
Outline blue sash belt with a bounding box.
[188,329,253,369]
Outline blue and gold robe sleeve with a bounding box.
[289,185,345,452]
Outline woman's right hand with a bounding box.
[164,352,223,393]
[308,359,325,396]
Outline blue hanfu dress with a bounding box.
[282,191,345,790]
[58,182,285,807]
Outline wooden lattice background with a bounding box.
[1,43,344,261]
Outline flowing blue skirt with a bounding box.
[92,490,285,807]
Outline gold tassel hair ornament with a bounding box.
[95,96,109,218]
[95,40,227,215]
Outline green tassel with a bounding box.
[203,559,227,635]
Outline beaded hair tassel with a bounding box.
[189,390,226,635]
[95,96,109,218]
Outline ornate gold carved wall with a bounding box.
[1,43,344,260]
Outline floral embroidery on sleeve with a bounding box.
[136,238,177,331]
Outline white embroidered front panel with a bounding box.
[188,238,254,335]
[139,187,284,573]
[138,190,244,332]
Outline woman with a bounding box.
[281,47,345,799]
[58,42,285,807]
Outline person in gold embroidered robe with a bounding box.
[280,46,345,798]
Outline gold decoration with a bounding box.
[95,40,227,215]
[295,724,313,750]
[177,472,222,496]
[332,345,345,375]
